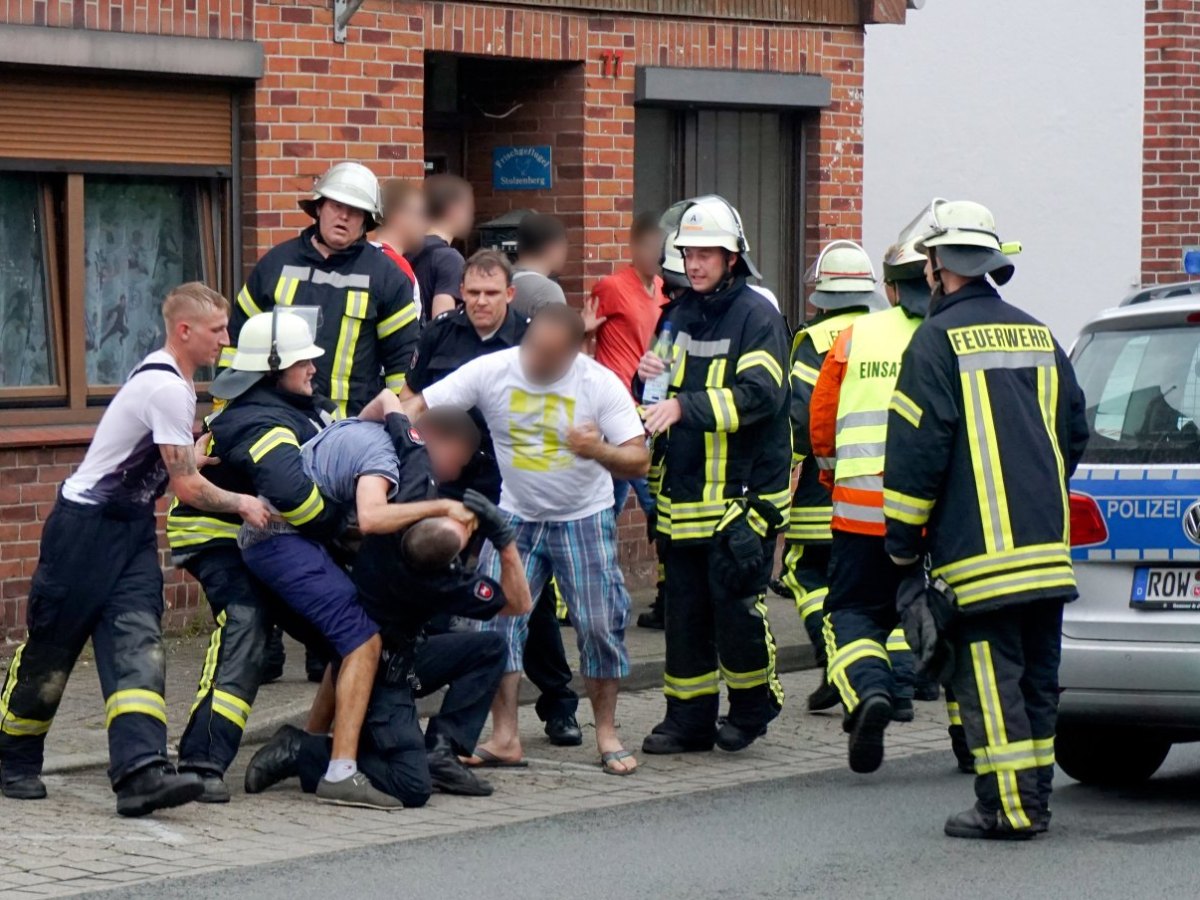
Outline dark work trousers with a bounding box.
[524,583,579,722]
[412,631,506,754]
[297,677,430,808]
[658,540,783,740]
[0,498,168,787]
[177,547,271,777]
[949,599,1065,832]
[822,531,910,719]
[778,541,832,664]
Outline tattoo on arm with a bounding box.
[160,443,199,478]
[190,480,246,515]
[161,444,244,514]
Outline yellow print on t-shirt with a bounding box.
[508,390,577,472]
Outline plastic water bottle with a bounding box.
[641,323,673,405]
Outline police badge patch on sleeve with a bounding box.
[474,580,494,601]
[408,427,424,445]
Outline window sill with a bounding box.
[0,424,99,449]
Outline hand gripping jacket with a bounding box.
[786,309,873,544]
[648,278,791,543]
[207,382,345,543]
[223,225,420,417]
[883,281,1090,614]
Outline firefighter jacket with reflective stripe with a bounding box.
[648,278,791,544]
[787,308,872,544]
[207,382,343,543]
[883,282,1089,614]
[811,306,921,537]
[225,226,420,417]
[166,397,339,559]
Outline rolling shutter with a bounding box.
[0,73,232,168]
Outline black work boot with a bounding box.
[806,671,841,712]
[848,694,892,774]
[636,601,665,630]
[244,724,304,794]
[944,806,1035,841]
[428,738,493,797]
[115,765,204,818]
[544,715,583,747]
[715,720,768,753]
[1,774,47,800]
[195,773,231,804]
[891,697,915,723]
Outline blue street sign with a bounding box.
[493,145,553,191]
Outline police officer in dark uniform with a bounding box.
[400,248,583,748]
[884,200,1088,839]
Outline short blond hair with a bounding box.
[162,282,230,327]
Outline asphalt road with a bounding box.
[96,745,1200,900]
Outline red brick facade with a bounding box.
[0,0,877,642]
[1143,0,1200,283]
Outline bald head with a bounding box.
[401,516,468,574]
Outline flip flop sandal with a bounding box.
[600,750,638,776]
[462,747,529,769]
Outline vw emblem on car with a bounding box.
[1184,501,1200,546]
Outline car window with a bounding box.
[1073,325,1200,464]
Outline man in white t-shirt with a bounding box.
[0,283,270,818]
[403,304,649,775]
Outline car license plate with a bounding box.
[1130,567,1200,610]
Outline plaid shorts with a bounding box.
[477,508,631,680]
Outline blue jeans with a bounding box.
[613,477,653,515]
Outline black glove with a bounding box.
[896,564,958,684]
[708,501,765,592]
[462,489,515,550]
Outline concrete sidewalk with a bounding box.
[5,592,814,775]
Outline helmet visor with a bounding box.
[896,199,947,257]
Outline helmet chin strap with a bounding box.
[928,248,947,307]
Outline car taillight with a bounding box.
[1069,492,1108,547]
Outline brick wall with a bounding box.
[1143,0,1200,283]
[0,0,869,641]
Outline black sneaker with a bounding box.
[1,774,47,800]
[848,694,892,774]
[545,715,583,747]
[116,765,204,818]
[892,697,915,723]
[244,724,304,794]
[428,750,493,797]
[944,806,1035,841]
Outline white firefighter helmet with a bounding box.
[209,308,324,400]
[662,194,762,279]
[915,199,1018,286]
[804,240,887,311]
[884,201,944,283]
[660,227,690,292]
[299,162,383,227]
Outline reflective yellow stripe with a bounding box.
[736,350,784,387]
[796,586,827,623]
[385,372,406,393]
[105,689,167,727]
[882,488,935,526]
[282,484,325,527]
[663,670,721,700]
[889,389,923,429]
[970,642,1032,830]
[274,273,302,307]
[952,566,1077,608]
[720,664,770,690]
[755,596,785,707]
[706,388,738,432]
[190,611,225,717]
[167,517,242,550]
[0,646,52,737]
[791,359,821,387]
[962,369,1013,554]
[946,700,963,727]
[703,359,730,500]
[218,345,237,368]
[886,628,910,654]
[377,302,418,339]
[822,614,860,711]
[1036,364,1070,545]
[933,543,1072,585]
[211,689,252,730]
[760,486,792,517]
[236,285,261,318]
[330,290,369,417]
[248,426,299,463]
[972,737,1055,775]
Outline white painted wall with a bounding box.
[862,0,1145,343]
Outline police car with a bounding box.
[1059,280,1200,785]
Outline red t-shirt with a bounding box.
[376,240,422,314]
[591,266,667,392]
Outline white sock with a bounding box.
[324,759,357,783]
